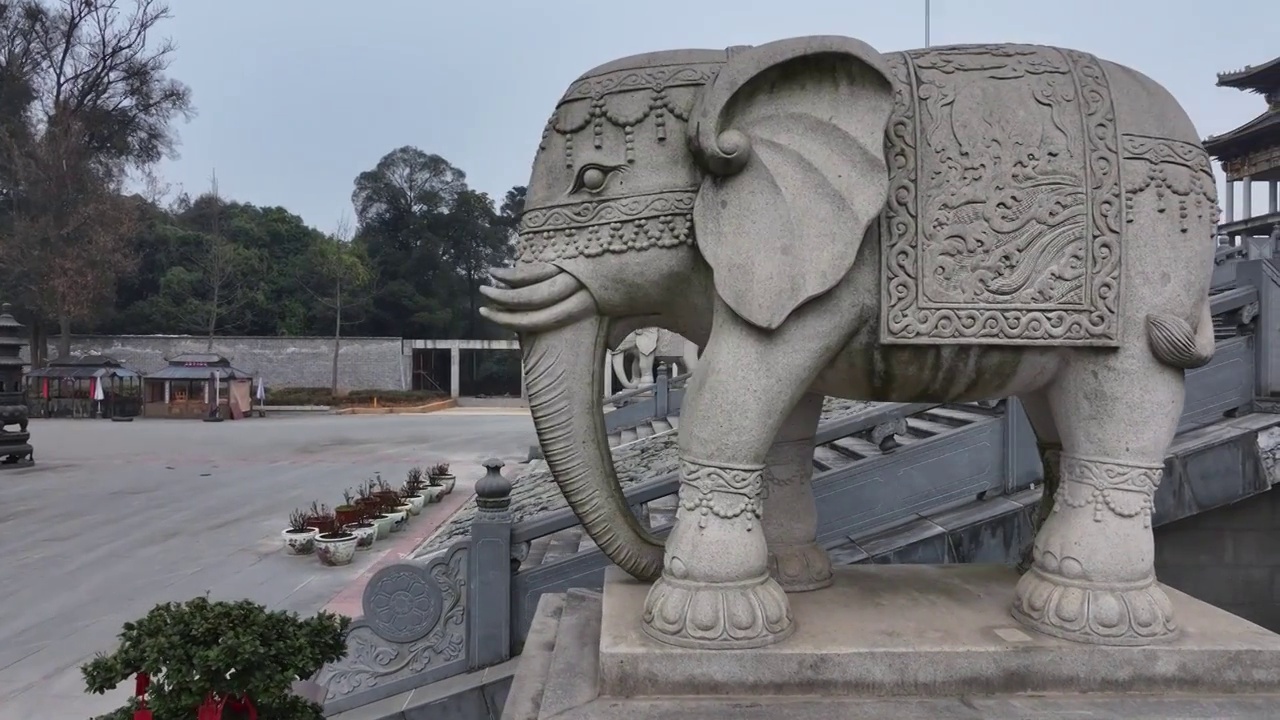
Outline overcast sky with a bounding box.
[153,0,1277,234]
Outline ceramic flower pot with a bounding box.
[432,474,456,494]
[404,494,425,515]
[369,514,392,541]
[394,502,414,521]
[346,523,376,550]
[315,532,358,566]
[385,508,407,533]
[281,528,317,555]
[425,486,445,504]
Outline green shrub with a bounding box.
[82,596,350,720]
[263,387,445,407]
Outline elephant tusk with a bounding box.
[479,288,597,332]
[489,263,562,288]
[480,272,581,311]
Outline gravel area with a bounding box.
[415,397,890,556]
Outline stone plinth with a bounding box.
[503,566,1280,719]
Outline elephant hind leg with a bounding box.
[763,393,832,593]
[1011,352,1182,646]
[1014,391,1061,576]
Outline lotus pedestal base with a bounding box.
[501,565,1280,719]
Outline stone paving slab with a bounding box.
[0,413,535,719]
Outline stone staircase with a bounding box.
[520,403,997,573]
[607,414,679,448]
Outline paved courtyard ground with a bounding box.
[0,409,535,719]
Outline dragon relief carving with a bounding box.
[316,543,469,703]
[879,45,1124,345]
[1120,134,1218,234]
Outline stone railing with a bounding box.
[314,253,1280,716]
[603,365,689,432]
[314,459,516,715]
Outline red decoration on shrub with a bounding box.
[133,672,152,720]
[197,693,258,720]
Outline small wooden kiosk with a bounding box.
[25,354,143,418]
[143,354,257,419]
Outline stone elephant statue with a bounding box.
[481,36,1218,651]
[612,327,659,389]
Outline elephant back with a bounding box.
[876,44,1213,348]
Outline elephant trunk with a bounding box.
[522,317,665,581]
[481,264,665,582]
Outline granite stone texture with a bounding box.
[482,34,1220,652]
[501,568,1280,719]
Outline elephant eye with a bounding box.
[570,163,626,194]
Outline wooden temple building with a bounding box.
[143,353,258,419]
[1205,54,1280,245]
[25,354,143,419]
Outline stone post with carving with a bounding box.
[466,458,513,670]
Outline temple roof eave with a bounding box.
[1203,110,1280,158]
[1217,56,1280,91]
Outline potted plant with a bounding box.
[345,517,376,550]
[304,501,335,535]
[429,462,456,494]
[354,478,381,517]
[374,474,408,532]
[315,527,358,566]
[281,508,318,555]
[373,473,403,512]
[401,468,426,515]
[82,596,348,720]
[334,488,361,527]
[424,474,445,504]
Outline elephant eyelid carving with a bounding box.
[569,163,627,195]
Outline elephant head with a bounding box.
[480,36,894,581]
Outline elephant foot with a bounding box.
[1011,453,1175,645]
[642,571,793,649]
[768,541,832,593]
[1012,567,1176,645]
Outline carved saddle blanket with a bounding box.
[878,45,1132,346]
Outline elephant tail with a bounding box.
[1146,303,1215,370]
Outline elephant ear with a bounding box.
[689,36,895,330]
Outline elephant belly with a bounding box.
[813,341,1064,403]
[873,45,1212,349]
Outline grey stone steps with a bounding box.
[906,417,958,437]
[920,405,990,427]
[541,528,585,566]
[608,416,680,448]
[646,495,679,530]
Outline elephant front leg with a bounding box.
[642,293,860,649]
[763,393,831,592]
[644,456,791,648]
